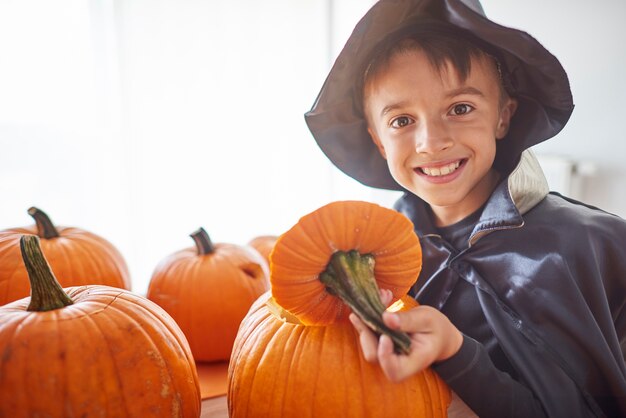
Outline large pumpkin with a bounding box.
[0,207,131,305]
[0,235,201,417]
[147,227,270,362]
[228,201,451,417]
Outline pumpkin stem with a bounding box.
[27,207,60,239]
[190,227,215,255]
[20,235,74,311]
[320,250,411,354]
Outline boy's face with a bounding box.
[364,49,517,226]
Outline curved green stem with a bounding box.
[190,227,215,255]
[20,235,74,311]
[27,207,60,239]
[319,250,411,354]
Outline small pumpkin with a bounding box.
[0,207,131,305]
[228,201,450,417]
[147,227,270,362]
[247,235,278,266]
[0,235,201,417]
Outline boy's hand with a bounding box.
[349,290,463,382]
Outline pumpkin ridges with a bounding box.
[58,305,116,416]
[57,229,131,289]
[230,201,448,417]
[228,302,282,417]
[1,256,200,418]
[85,300,163,415]
[229,294,449,417]
[148,242,269,362]
[116,290,198,369]
[86,291,199,416]
[103,302,181,415]
[66,300,130,416]
[250,321,290,418]
[0,312,31,413]
[0,239,25,304]
[283,220,333,266]
[73,231,130,288]
[1,286,201,417]
[0,225,131,305]
[271,201,421,326]
[283,322,325,418]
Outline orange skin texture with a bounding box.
[228,292,450,418]
[147,243,270,362]
[228,201,448,416]
[0,226,131,305]
[270,200,422,325]
[0,285,201,417]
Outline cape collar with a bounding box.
[396,150,549,245]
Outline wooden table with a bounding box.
[201,395,228,418]
[200,392,477,417]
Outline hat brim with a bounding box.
[305,0,574,190]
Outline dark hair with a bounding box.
[355,19,509,116]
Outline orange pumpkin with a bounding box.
[0,235,201,417]
[0,207,131,305]
[147,227,270,362]
[229,293,449,417]
[271,200,422,329]
[247,235,278,266]
[228,201,450,417]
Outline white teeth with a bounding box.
[421,161,461,177]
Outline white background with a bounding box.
[1,0,624,294]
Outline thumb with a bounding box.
[383,306,432,334]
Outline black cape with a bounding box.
[396,152,626,417]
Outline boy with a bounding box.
[305,0,626,417]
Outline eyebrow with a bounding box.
[380,101,412,117]
[379,86,485,117]
[445,86,485,99]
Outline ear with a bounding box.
[368,126,387,159]
[495,97,518,140]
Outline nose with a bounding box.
[414,117,453,154]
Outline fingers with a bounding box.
[383,305,436,333]
[377,335,410,382]
[349,287,394,363]
[382,311,400,329]
[352,304,463,383]
[349,313,380,363]
[377,334,432,382]
[379,288,393,307]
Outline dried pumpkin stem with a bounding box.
[20,235,74,312]
[27,207,60,239]
[319,250,411,354]
[190,227,215,255]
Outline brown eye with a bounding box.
[390,116,412,128]
[451,104,473,115]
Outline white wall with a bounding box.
[0,0,337,295]
[481,0,626,215]
[0,0,624,295]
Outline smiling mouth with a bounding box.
[419,160,464,177]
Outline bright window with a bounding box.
[0,0,393,295]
